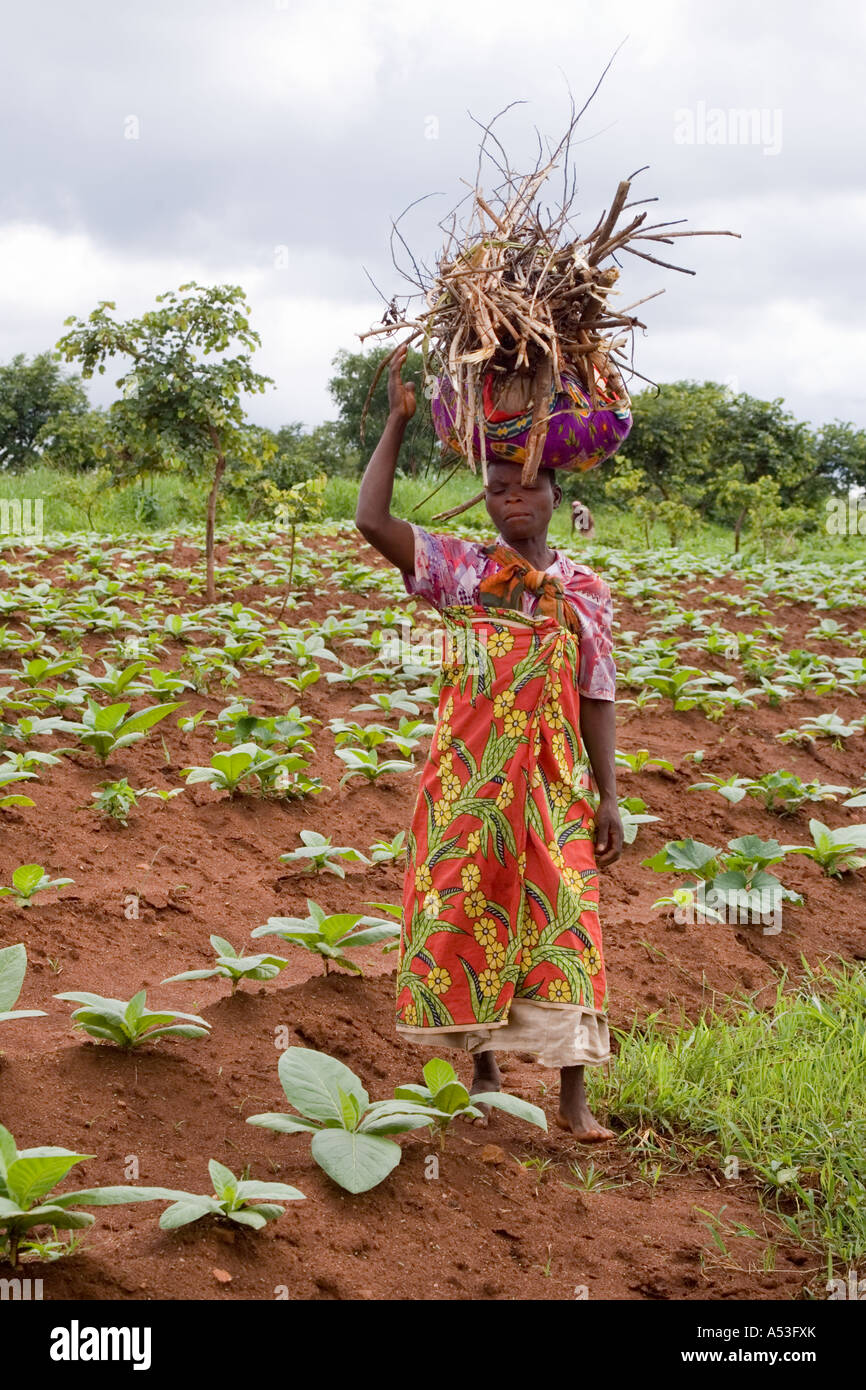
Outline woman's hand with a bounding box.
[388,343,417,423]
[593,795,624,868]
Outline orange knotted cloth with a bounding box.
[477,544,583,638]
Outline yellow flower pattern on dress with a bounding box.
[493,689,516,719]
[414,864,433,894]
[583,946,602,976]
[397,606,607,1034]
[427,966,451,995]
[461,863,482,892]
[473,917,499,948]
[422,889,442,918]
[463,889,487,919]
[478,968,500,998]
[487,629,515,658]
[548,978,572,1002]
[543,699,564,730]
[486,941,506,971]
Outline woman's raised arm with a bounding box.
[355,344,417,574]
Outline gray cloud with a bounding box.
[0,0,863,429]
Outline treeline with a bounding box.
[2,345,865,548]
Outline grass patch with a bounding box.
[599,960,866,1270]
[2,463,862,562]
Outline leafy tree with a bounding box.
[593,381,837,541]
[813,419,866,493]
[37,407,112,473]
[223,421,354,519]
[614,381,722,510]
[712,389,820,510]
[0,352,89,472]
[55,282,272,600]
[265,473,327,598]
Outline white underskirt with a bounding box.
[396,998,610,1068]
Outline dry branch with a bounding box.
[360,96,740,481]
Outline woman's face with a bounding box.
[484,462,561,542]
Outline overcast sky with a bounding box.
[1,0,864,433]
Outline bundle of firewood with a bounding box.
[361,101,739,484]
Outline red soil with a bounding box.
[1,533,863,1300]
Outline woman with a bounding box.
[355,346,623,1141]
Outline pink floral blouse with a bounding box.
[402,524,616,701]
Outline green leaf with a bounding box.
[358,1101,439,1136]
[125,990,148,1026]
[11,864,46,897]
[338,920,400,948]
[208,1159,236,1196]
[228,1208,268,1230]
[277,1047,369,1123]
[8,1205,95,1232]
[471,1091,548,1130]
[159,1199,217,1229]
[310,1128,402,1193]
[5,1152,92,1207]
[428,1080,471,1114]
[0,943,27,1012]
[233,1180,305,1202]
[422,1058,458,1095]
[55,1184,191,1207]
[119,701,183,736]
[0,1125,18,1174]
[245,1112,321,1134]
[210,935,236,958]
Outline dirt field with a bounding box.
[1,529,864,1300]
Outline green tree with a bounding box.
[813,419,866,493]
[56,283,272,600]
[713,389,820,511]
[0,352,89,472]
[37,407,112,472]
[595,381,835,541]
[616,381,722,510]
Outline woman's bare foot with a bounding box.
[466,1051,501,1127]
[557,1064,615,1142]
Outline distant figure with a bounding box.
[570,499,595,537]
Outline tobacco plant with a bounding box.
[689,769,850,813]
[336,747,415,786]
[0,863,74,908]
[63,699,182,762]
[787,820,866,878]
[279,831,369,877]
[643,835,804,919]
[162,936,288,993]
[0,766,37,809]
[156,1160,304,1230]
[614,749,675,775]
[247,1047,433,1193]
[90,779,181,824]
[55,989,211,1048]
[394,1057,547,1150]
[182,743,315,798]
[251,900,399,973]
[368,831,407,863]
[0,1125,192,1266]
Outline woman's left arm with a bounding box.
[579,697,623,868]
